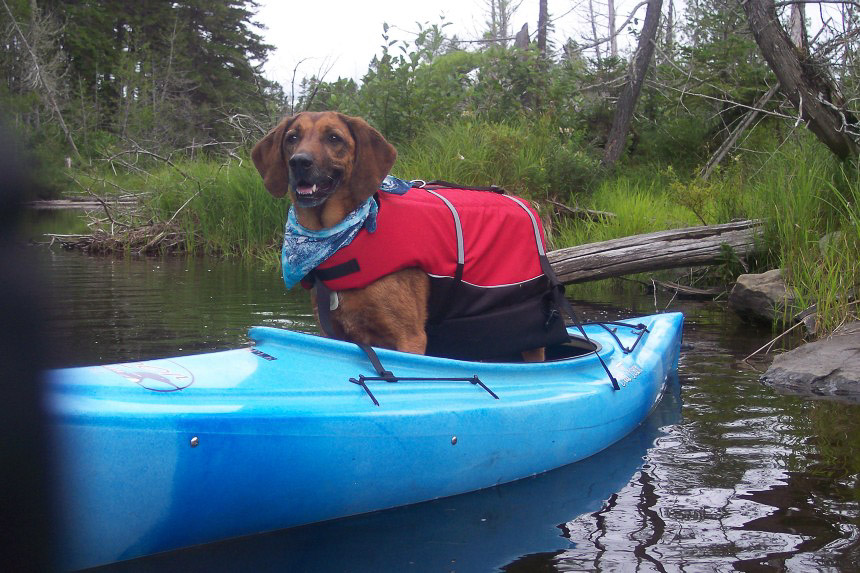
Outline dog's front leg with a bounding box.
[394,330,428,355]
[521,347,546,362]
[328,270,430,355]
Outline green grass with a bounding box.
[71,157,287,264]
[554,176,700,246]
[393,116,601,199]
[147,159,287,262]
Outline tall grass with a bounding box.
[748,146,860,333]
[78,158,288,264]
[150,160,288,264]
[394,116,601,198]
[554,176,700,247]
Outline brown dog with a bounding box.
[253,111,544,361]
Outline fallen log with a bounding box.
[547,219,763,284]
[27,199,138,210]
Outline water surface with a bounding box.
[28,233,860,572]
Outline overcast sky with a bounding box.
[255,0,608,89]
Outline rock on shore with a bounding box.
[761,322,860,404]
[728,269,795,324]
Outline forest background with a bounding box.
[2,0,859,334]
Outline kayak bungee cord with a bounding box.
[349,372,499,407]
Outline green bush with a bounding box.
[394,117,601,199]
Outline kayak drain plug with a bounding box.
[190,436,199,448]
[451,436,458,446]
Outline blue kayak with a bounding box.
[47,312,683,570]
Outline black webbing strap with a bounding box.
[355,342,397,382]
[315,259,360,281]
[551,280,620,391]
[539,256,620,391]
[310,273,336,339]
[418,180,506,194]
[495,194,620,391]
[595,322,649,354]
[311,273,397,383]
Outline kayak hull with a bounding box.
[47,312,683,569]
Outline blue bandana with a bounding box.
[281,197,378,289]
[379,174,412,194]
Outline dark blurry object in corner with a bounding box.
[0,124,54,570]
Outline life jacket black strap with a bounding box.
[418,180,506,194]
[315,259,360,281]
[538,255,620,391]
[310,271,397,387]
[309,272,336,338]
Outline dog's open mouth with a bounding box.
[291,173,340,205]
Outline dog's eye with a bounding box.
[327,133,343,144]
[285,132,298,144]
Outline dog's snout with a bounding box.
[288,153,314,173]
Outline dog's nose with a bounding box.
[288,153,314,172]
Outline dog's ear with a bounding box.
[252,116,293,198]
[341,114,397,199]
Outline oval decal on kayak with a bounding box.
[102,361,195,392]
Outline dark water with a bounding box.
[26,222,860,571]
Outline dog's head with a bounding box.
[252,112,396,222]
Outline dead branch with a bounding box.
[701,84,781,179]
[546,199,617,221]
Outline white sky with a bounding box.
[255,0,617,89]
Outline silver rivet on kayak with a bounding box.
[190,436,199,447]
[451,436,458,445]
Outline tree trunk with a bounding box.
[547,220,762,284]
[588,0,602,63]
[602,0,662,167]
[514,23,529,49]
[665,0,674,56]
[788,2,807,50]
[537,0,548,58]
[608,0,618,58]
[743,0,857,159]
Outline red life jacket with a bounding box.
[307,184,570,360]
[311,186,545,290]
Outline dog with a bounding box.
[252,111,549,362]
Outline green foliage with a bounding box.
[393,117,601,199]
[633,117,713,169]
[555,175,700,247]
[743,141,860,333]
[550,134,859,333]
[2,0,274,160]
[301,23,583,146]
[142,159,287,262]
[666,165,749,225]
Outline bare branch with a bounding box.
[570,1,650,54]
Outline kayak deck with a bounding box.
[48,312,683,569]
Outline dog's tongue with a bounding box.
[296,184,316,195]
